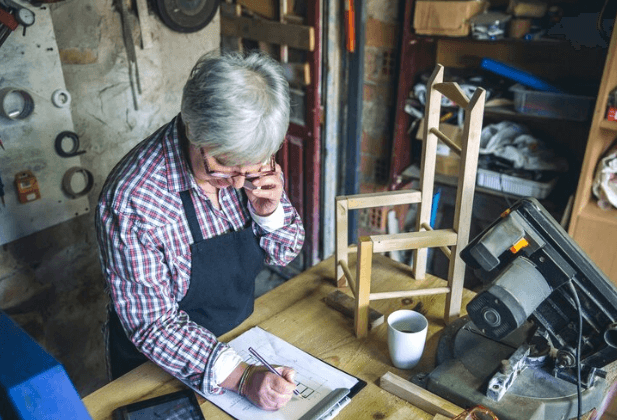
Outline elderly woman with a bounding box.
[95,51,305,411]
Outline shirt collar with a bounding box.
[163,113,197,193]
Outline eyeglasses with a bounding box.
[200,148,276,180]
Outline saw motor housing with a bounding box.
[461,198,617,388]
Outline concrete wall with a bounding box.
[0,0,220,396]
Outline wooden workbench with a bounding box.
[82,254,476,419]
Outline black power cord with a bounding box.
[568,280,583,420]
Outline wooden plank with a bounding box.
[281,62,310,86]
[220,2,243,52]
[284,13,304,25]
[429,128,461,156]
[83,254,479,420]
[335,197,349,287]
[370,229,458,253]
[433,82,469,108]
[354,237,373,338]
[379,372,464,418]
[325,290,384,329]
[370,287,450,301]
[445,87,485,324]
[279,0,288,62]
[434,415,452,420]
[414,65,444,280]
[343,190,422,210]
[220,15,315,51]
[237,0,276,18]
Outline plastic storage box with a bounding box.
[510,84,595,121]
[476,168,557,199]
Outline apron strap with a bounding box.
[180,190,204,242]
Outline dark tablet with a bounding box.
[112,389,205,420]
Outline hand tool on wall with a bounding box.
[0,6,18,48]
[14,170,40,203]
[0,0,34,36]
[115,0,141,110]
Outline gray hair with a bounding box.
[180,50,290,166]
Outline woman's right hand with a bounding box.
[241,365,297,411]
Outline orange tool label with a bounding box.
[15,170,41,203]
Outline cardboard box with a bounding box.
[416,119,463,177]
[413,0,488,37]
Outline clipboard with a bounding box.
[199,327,367,420]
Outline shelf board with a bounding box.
[600,119,617,132]
[579,200,617,227]
[484,107,591,123]
[416,34,570,47]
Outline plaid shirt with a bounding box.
[95,116,304,395]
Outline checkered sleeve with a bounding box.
[95,201,228,395]
[253,189,305,266]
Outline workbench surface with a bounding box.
[82,254,476,419]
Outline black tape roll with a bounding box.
[55,131,86,158]
[62,167,94,199]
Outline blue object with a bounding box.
[480,58,563,93]
[0,311,92,420]
[430,188,442,229]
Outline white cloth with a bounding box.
[213,347,244,386]
[249,202,286,232]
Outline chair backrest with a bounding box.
[333,64,486,337]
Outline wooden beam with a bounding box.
[433,82,470,108]
[237,0,276,19]
[429,128,461,156]
[354,237,373,338]
[336,197,349,287]
[370,229,458,253]
[343,190,422,210]
[220,2,243,52]
[325,290,384,329]
[220,15,315,51]
[281,62,311,86]
[379,372,464,418]
[369,287,450,301]
[338,260,356,296]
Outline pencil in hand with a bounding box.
[248,347,300,396]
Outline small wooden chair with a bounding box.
[335,64,486,338]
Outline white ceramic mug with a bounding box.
[387,309,428,369]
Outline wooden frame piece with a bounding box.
[334,64,486,337]
[220,14,315,51]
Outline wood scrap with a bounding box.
[325,290,384,330]
[220,2,243,52]
[220,14,314,51]
[379,372,464,418]
[281,62,310,86]
[237,0,276,19]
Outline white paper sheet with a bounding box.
[200,327,360,420]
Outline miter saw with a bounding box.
[414,198,617,420]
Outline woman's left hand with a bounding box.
[244,163,283,216]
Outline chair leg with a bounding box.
[336,197,349,287]
[445,249,465,324]
[354,236,373,338]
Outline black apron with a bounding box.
[107,189,265,379]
